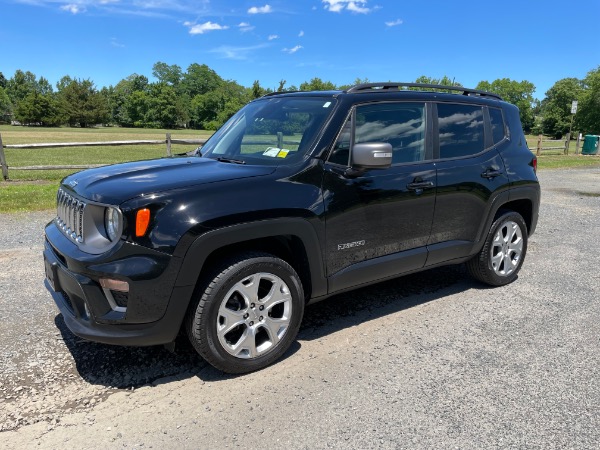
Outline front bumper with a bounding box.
[43,222,194,346]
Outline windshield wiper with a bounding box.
[217,157,246,165]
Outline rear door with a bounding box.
[426,102,509,266]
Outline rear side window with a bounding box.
[489,107,506,145]
[437,103,484,159]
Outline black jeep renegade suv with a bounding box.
[43,83,540,373]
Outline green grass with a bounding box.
[0,125,212,182]
[1,127,599,213]
[536,154,600,170]
[525,134,600,169]
[0,181,59,213]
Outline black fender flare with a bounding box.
[474,184,540,253]
[173,218,328,299]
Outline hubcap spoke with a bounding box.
[217,307,246,335]
[260,279,291,312]
[232,327,258,358]
[263,316,290,345]
[234,275,261,304]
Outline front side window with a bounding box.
[202,97,336,165]
[355,103,426,164]
[437,103,484,159]
[329,102,426,166]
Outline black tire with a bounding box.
[186,252,304,374]
[467,211,528,286]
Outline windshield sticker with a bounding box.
[277,149,290,158]
[323,102,332,108]
[263,147,281,157]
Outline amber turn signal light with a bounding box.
[135,208,151,237]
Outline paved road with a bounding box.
[1,167,599,448]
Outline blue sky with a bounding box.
[1,0,599,99]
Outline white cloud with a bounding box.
[248,4,272,14]
[347,1,370,13]
[268,34,279,40]
[298,30,304,37]
[238,22,255,32]
[385,18,403,27]
[61,3,86,14]
[185,21,229,35]
[283,45,303,54]
[110,37,125,47]
[30,1,212,19]
[210,43,269,60]
[322,0,371,14]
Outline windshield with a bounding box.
[201,96,337,165]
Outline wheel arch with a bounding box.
[494,198,534,234]
[174,218,327,303]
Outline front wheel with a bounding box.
[467,212,528,286]
[186,252,304,374]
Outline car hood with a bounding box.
[61,157,276,205]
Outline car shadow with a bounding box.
[56,265,487,387]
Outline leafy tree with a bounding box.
[190,80,248,130]
[56,76,74,92]
[476,78,536,132]
[109,74,150,126]
[58,78,109,127]
[37,77,53,95]
[415,75,462,87]
[0,87,12,123]
[299,78,337,91]
[123,90,150,127]
[181,63,223,98]
[540,78,583,138]
[6,70,39,105]
[0,72,7,89]
[14,91,62,126]
[577,66,600,135]
[152,62,183,87]
[252,80,266,99]
[146,83,188,128]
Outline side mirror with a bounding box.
[351,142,392,169]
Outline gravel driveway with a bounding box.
[1,167,599,448]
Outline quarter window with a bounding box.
[328,117,352,166]
[489,107,506,145]
[437,103,484,159]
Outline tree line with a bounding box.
[0,63,598,136]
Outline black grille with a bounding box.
[60,291,75,315]
[111,290,129,308]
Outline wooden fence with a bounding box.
[527,134,570,156]
[0,133,207,180]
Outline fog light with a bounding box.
[99,278,129,292]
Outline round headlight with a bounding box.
[105,207,121,242]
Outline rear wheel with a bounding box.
[467,211,528,286]
[186,252,304,374]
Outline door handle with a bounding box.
[481,169,503,179]
[407,181,434,190]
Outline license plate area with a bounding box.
[44,256,61,292]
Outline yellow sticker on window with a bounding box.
[277,149,290,158]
